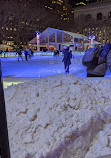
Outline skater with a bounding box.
[3,50,6,57]
[24,48,29,61]
[6,48,8,57]
[56,50,59,57]
[16,48,23,62]
[6,48,8,52]
[53,49,56,57]
[29,48,34,57]
[82,43,111,77]
[0,50,3,57]
[62,45,72,74]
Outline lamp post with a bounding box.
[89,35,96,48]
[36,31,40,52]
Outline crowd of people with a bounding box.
[0,48,8,57]
[16,48,34,62]
[0,48,34,61]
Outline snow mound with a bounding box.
[4,74,111,158]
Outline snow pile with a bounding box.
[4,74,111,158]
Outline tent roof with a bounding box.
[0,44,13,49]
[28,27,89,44]
[64,30,88,39]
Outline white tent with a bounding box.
[0,44,13,49]
[28,27,89,51]
[28,27,101,52]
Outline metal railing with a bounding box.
[0,59,11,158]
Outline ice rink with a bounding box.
[1,55,85,77]
[1,55,111,88]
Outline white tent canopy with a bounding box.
[28,27,101,51]
[0,44,13,49]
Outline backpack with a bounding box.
[82,47,103,68]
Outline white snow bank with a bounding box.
[4,74,111,158]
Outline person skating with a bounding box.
[24,48,29,61]
[16,48,23,62]
[29,49,34,57]
[0,50,3,57]
[3,50,6,57]
[62,45,72,74]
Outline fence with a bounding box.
[0,51,85,58]
[0,59,11,158]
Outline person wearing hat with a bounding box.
[62,44,73,73]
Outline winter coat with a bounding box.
[87,50,111,75]
[17,49,22,55]
[62,48,72,66]
[24,49,28,56]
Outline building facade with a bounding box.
[0,0,73,47]
[73,0,111,45]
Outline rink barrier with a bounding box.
[0,51,84,58]
[0,59,11,158]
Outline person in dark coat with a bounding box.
[6,48,8,52]
[29,49,34,57]
[16,48,23,62]
[62,45,72,73]
[0,50,3,57]
[24,48,29,61]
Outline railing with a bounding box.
[0,59,11,158]
[0,51,84,58]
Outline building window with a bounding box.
[108,12,111,19]
[97,13,102,20]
